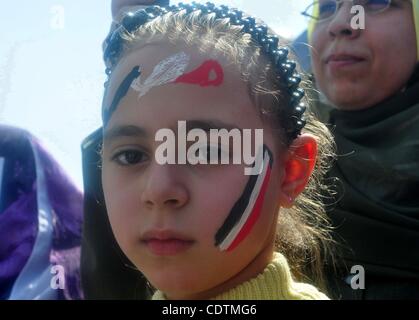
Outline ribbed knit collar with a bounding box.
[152,252,329,300]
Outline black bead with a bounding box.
[228,11,241,24]
[260,37,271,53]
[214,7,228,19]
[145,6,160,15]
[250,27,259,41]
[122,10,148,33]
[280,60,296,77]
[105,26,124,58]
[290,88,305,106]
[247,16,256,26]
[258,25,268,35]
[287,74,302,89]
[231,9,243,19]
[272,48,288,65]
[294,102,306,116]
[204,4,213,11]
[278,47,289,57]
[248,27,254,34]
[253,27,265,42]
[182,3,195,13]
[295,119,306,130]
[205,2,215,10]
[292,88,305,101]
[267,36,279,53]
[239,18,251,32]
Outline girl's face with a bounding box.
[311,0,417,110]
[101,43,288,299]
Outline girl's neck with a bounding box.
[166,240,275,300]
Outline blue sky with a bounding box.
[0,0,312,190]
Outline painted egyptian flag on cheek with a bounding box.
[215,145,273,252]
[103,51,224,124]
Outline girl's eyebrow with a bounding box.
[103,125,148,143]
[103,120,241,143]
[186,120,241,132]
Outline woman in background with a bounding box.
[305,0,419,299]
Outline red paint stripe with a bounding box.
[226,165,272,252]
[174,60,224,87]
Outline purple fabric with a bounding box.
[0,189,37,299]
[0,125,84,299]
[0,127,38,299]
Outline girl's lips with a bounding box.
[143,239,195,256]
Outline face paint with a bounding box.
[215,145,273,252]
[103,66,141,125]
[130,51,190,99]
[174,60,224,87]
[103,52,224,124]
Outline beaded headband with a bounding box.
[103,1,307,140]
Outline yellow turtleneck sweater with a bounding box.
[152,252,329,300]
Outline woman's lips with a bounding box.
[326,54,366,72]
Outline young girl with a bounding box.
[96,2,335,300]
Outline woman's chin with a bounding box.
[324,85,377,111]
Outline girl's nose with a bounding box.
[327,2,361,40]
[140,163,189,210]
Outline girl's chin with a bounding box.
[146,272,200,294]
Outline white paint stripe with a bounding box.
[218,149,270,251]
[9,138,56,300]
[130,51,190,99]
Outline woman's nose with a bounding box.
[140,163,189,210]
[327,2,361,40]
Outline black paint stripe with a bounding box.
[103,66,141,125]
[214,145,272,246]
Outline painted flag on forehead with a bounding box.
[0,125,83,300]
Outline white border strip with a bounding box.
[0,157,4,211]
[9,139,56,300]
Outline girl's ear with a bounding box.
[278,134,317,208]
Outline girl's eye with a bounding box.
[112,149,148,166]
